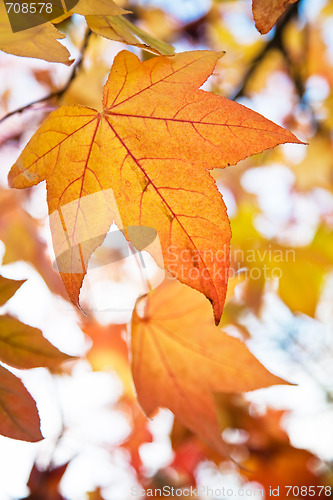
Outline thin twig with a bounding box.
[232,2,300,100]
[0,28,92,125]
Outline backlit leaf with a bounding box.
[0,365,42,442]
[8,50,302,324]
[86,15,174,55]
[0,2,71,64]
[39,0,128,27]
[0,315,73,369]
[71,0,173,55]
[73,0,127,16]
[131,278,287,455]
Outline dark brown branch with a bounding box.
[232,1,300,100]
[0,28,92,125]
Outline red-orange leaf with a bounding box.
[26,461,69,500]
[8,50,302,324]
[131,278,288,455]
[0,365,42,442]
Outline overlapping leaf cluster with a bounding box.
[0,0,173,63]
[0,274,72,441]
[0,0,332,498]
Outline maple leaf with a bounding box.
[0,0,172,63]
[252,0,298,35]
[8,50,302,324]
[131,278,287,455]
[62,0,174,56]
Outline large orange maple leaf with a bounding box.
[131,278,287,455]
[8,50,302,323]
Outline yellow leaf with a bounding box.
[230,205,330,318]
[73,0,128,16]
[291,134,333,192]
[0,2,71,64]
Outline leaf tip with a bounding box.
[65,58,75,67]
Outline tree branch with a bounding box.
[232,2,300,100]
[0,28,92,125]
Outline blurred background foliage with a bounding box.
[0,0,333,498]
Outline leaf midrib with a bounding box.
[107,110,292,137]
[103,116,220,308]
